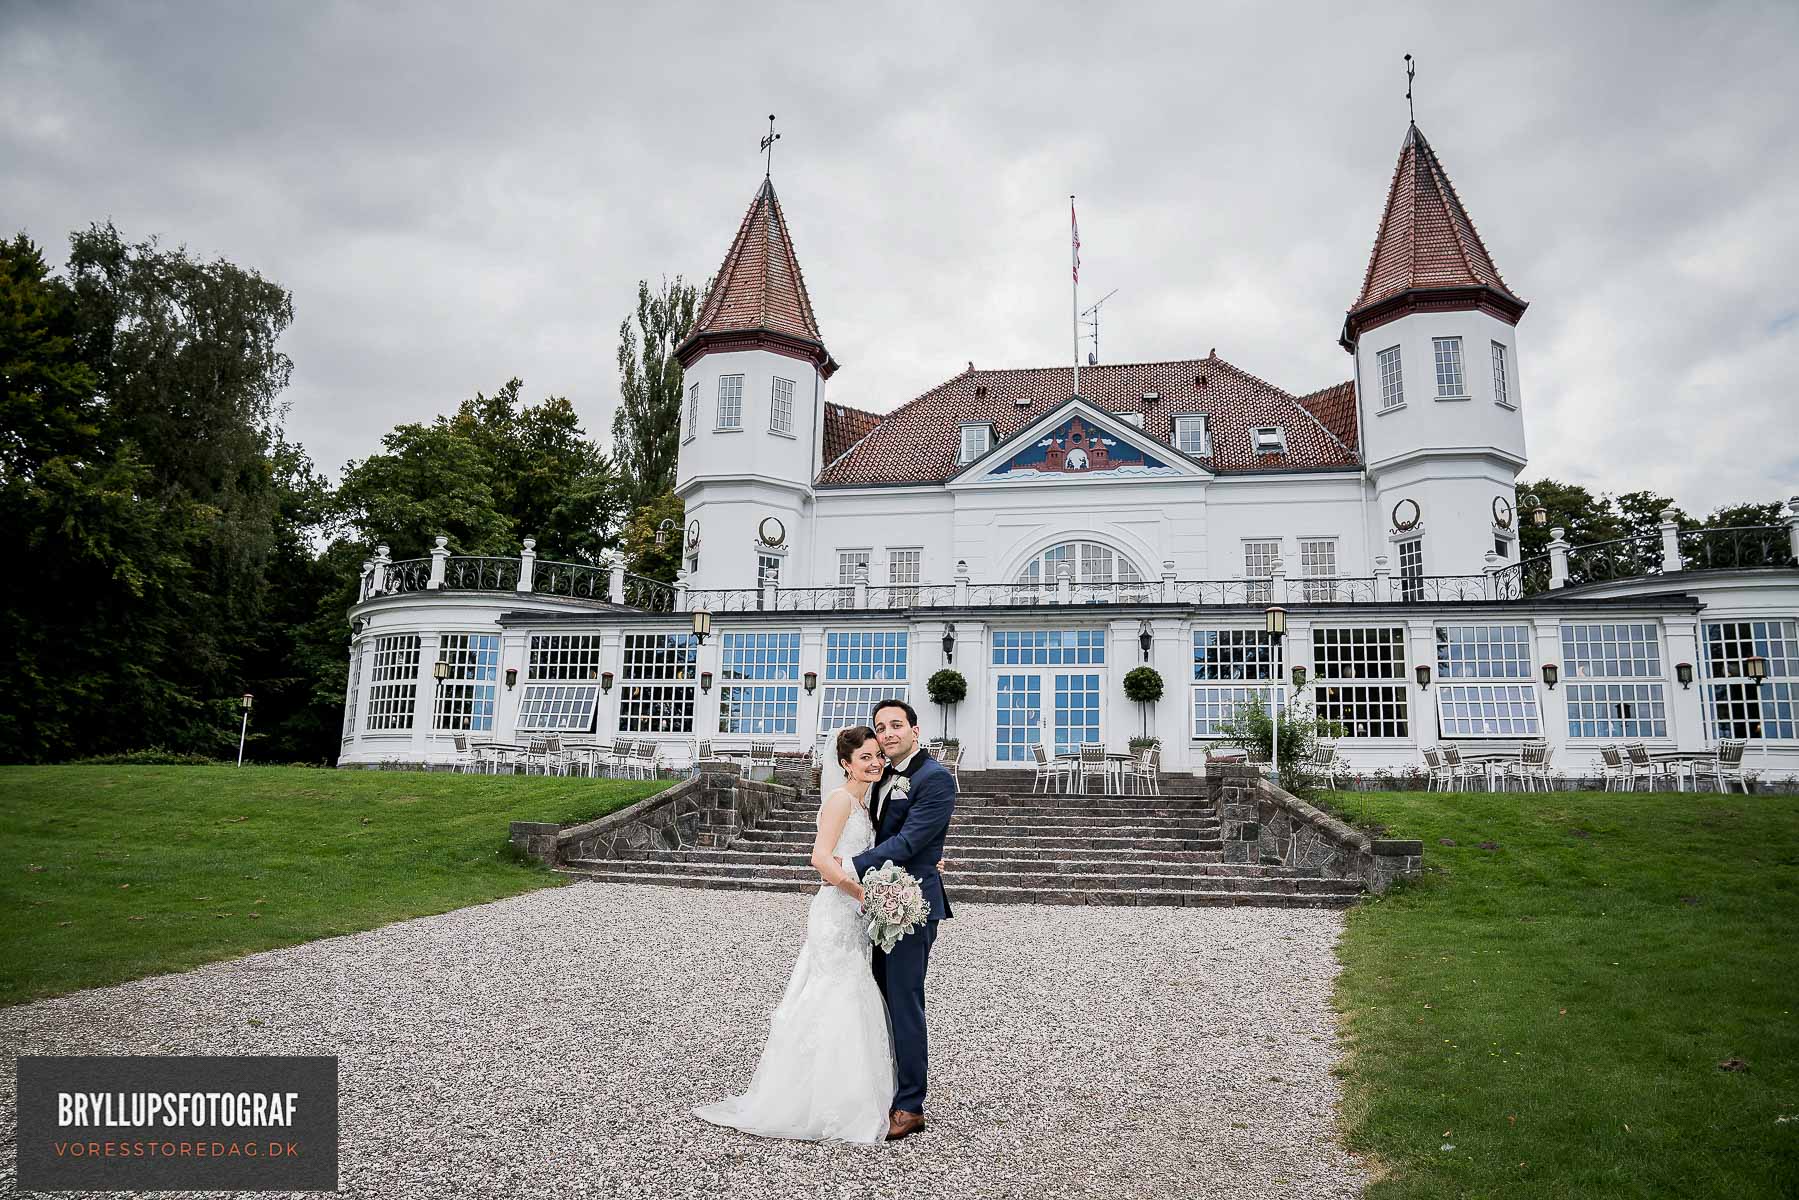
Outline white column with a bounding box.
[799,626,826,747]
[1663,617,1705,752]
[1406,618,1437,753]
[598,627,625,744]
[1056,560,1073,605]
[607,552,626,605]
[496,629,530,744]
[953,560,970,606]
[949,620,988,768]
[1149,617,1190,771]
[427,536,449,590]
[1532,618,1567,774]
[1659,508,1684,574]
[413,631,442,764]
[371,544,391,595]
[1547,528,1570,589]
[1786,497,1799,563]
[517,537,537,594]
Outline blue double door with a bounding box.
[994,671,1104,762]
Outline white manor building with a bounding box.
[339,118,1799,780]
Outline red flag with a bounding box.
[1070,197,1081,283]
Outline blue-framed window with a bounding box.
[990,630,1106,666]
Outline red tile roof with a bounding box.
[822,401,882,467]
[1345,124,1525,343]
[676,179,836,375]
[816,356,1359,487]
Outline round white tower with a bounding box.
[1343,124,1530,580]
[673,179,838,591]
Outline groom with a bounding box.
[845,699,955,1141]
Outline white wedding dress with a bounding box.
[693,790,895,1144]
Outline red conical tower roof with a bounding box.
[676,178,837,376]
[1341,124,1525,348]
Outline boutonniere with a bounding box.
[893,776,912,797]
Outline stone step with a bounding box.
[597,847,1333,875]
[607,844,1229,867]
[768,802,1219,820]
[568,857,1360,896]
[753,815,1220,835]
[558,871,1356,909]
[733,828,1224,852]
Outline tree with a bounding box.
[337,379,621,562]
[619,489,686,582]
[612,277,700,514]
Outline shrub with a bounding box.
[926,669,967,707]
[1122,666,1164,704]
[71,748,224,767]
[1212,689,1344,803]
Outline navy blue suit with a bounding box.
[850,748,955,1114]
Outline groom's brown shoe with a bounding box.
[886,1110,925,1141]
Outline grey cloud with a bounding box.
[3,0,1794,511]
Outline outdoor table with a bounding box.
[1055,750,1135,793]
[472,740,525,773]
[562,743,607,777]
[1649,750,1712,791]
[1454,749,1523,790]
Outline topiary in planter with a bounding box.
[1123,666,1165,737]
[926,668,968,738]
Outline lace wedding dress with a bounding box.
[693,790,894,1144]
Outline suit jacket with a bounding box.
[851,748,955,921]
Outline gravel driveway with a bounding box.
[2,882,1368,1199]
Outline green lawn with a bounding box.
[0,765,666,1007]
[1329,788,1799,1199]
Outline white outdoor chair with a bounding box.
[606,737,633,778]
[1029,742,1064,793]
[1438,742,1482,791]
[632,740,660,780]
[1503,742,1549,792]
[1623,742,1675,792]
[1076,744,1109,794]
[749,741,777,778]
[1598,744,1630,791]
[697,740,745,779]
[938,742,962,783]
[1693,739,1750,793]
[1309,741,1342,788]
[1126,745,1161,795]
[1422,746,1452,791]
[451,733,487,774]
[540,734,571,777]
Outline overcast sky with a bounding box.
[5,0,1795,513]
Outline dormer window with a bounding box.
[1252,426,1286,455]
[958,423,992,464]
[1174,414,1210,456]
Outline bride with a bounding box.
[692,726,895,1144]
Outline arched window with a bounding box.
[1015,541,1146,585]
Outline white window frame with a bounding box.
[1433,336,1466,398]
[1377,345,1404,410]
[719,631,802,736]
[1251,426,1286,454]
[433,632,501,732]
[958,422,992,464]
[619,632,698,734]
[1174,414,1210,455]
[715,374,744,431]
[1299,538,1337,602]
[1702,619,1798,742]
[1434,623,1537,738]
[1016,542,1146,588]
[820,631,910,732]
[837,549,870,610]
[1561,622,1669,741]
[769,376,795,435]
[365,634,421,732]
[1312,625,1410,739]
[685,381,699,441]
[1191,629,1284,739]
[1491,341,1511,408]
[516,684,602,732]
[887,547,921,606]
[1397,537,1424,602]
[343,647,362,741]
[528,633,604,681]
[1243,539,1280,604]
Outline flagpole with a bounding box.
[1071,194,1079,396]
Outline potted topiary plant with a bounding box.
[1122,665,1165,739]
[926,668,968,738]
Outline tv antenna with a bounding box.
[1080,288,1119,366]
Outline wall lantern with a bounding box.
[432,659,451,683]
[1745,654,1769,686]
[1674,662,1693,690]
[655,517,676,547]
[1138,621,1154,661]
[1541,663,1559,690]
[691,609,713,645]
[600,670,614,693]
[1415,664,1432,689]
[504,667,519,690]
[803,670,818,695]
[700,670,714,695]
[1291,665,1308,688]
[1263,606,1287,640]
[1523,492,1548,528]
[942,628,956,663]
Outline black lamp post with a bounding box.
[1264,607,1287,784]
[237,693,254,768]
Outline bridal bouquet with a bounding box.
[859,860,931,953]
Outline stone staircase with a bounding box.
[562,772,1364,909]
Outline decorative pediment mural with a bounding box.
[987,417,1180,480]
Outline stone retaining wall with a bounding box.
[508,770,795,867]
[1207,765,1424,894]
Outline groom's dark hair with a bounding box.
[871,698,918,728]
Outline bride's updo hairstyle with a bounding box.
[836,725,877,767]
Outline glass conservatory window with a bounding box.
[1016,542,1144,586]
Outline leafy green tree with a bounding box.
[612,276,700,514]
[619,489,686,582]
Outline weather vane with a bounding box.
[760,114,780,179]
[1404,54,1416,124]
